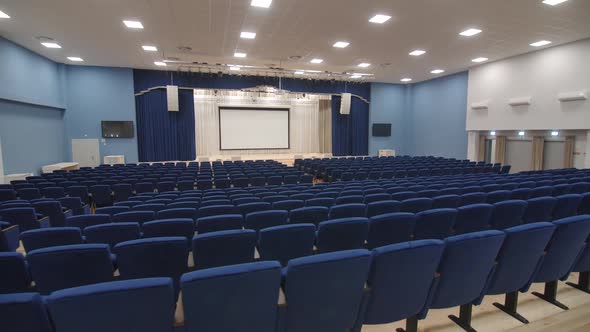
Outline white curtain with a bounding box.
[194,89,327,157]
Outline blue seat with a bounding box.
[490,200,527,229]
[33,200,70,227]
[552,184,572,196]
[67,186,90,204]
[432,194,461,209]
[567,226,590,293]
[66,214,110,229]
[156,181,176,192]
[27,244,114,294]
[58,197,89,215]
[0,207,49,232]
[135,182,155,194]
[112,210,155,224]
[367,213,416,249]
[90,185,112,207]
[400,198,433,213]
[0,293,52,332]
[453,203,493,235]
[530,186,554,198]
[278,250,372,332]
[20,227,83,252]
[233,197,260,205]
[132,203,166,213]
[288,206,329,225]
[142,218,195,240]
[95,206,130,216]
[112,183,133,202]
[459,192,487,206]
[258,224,316,266]
[192,229,257,269]
[197,214,243,233]
[552,194,582,220]
[157,208,197,221]
[328,203,366,219]
[47,278,175,332]
[305,197,335,208]
[273,200,305,211]
[84,223,141,249]
[364,193,391,204]
[486,190,512,204]
[245,210,288,231]
[523,197,557,223]
[181,261,282,332]
[199,204,239,218]
[570,182,590,194]
[366,200,401,218]
[414,208,457,240]
[200,199,231,207]
[510,188,532,200]
[41,186,65,199]
[390,191,418,201]
[0,252,31,293]
[335,195,365,205]
[18,188,42,200]
[353,240,445,332]
[0,189,17,202]
[417,230,506,331]
[316,217,369,253]
[0,223,20,252]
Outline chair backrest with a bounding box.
[523,197,557,223]
[273,200,305,211]
[0,223,20,252]
[364,193,392,204]
[399,198,433,213]
[367,212,416,249]
[20,227,83,252]
[196,214,243,234]
[414,208,457,240]
[95,206,130,216]
[360,240,445,325]
[305,197,335,208]
[258,224,316,266]
[47,278,175,332]
[0,293,52,332]
[432,194,461,209]
[157,208,197,221]
[316,217,369,253]
[486,190,512,204]
[198,204,238,218]
[112,211,155,224]
[132,203,166,213]
[453,203,493,235]
[27,244,114,294]
[459,192,487,206]
[281,249,372,332]
[192,229,257,269]
[181,261,282,332]
[328,203,366,219]
[66,214,111,229]
[142,218,195,240]
[83,223,141,249]
[0,252,30,294]
[490,200,527,229]
[288,206,329,225]
[366,200,401,218]
[552,194,583,219]
[0,207,39,232]
[245,210,288,231]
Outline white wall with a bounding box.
[467,38,590,131]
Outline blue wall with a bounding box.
[369,71,469,159]
[65,66,138,163]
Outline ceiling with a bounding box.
[1,0,590,83]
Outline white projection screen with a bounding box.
[219,107,290,150]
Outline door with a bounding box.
[543,141,565,170]
[506,139,533,173]
[72,139,100,167]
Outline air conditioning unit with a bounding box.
[471,101,489,110]
[340,93,351,115]
[558,91,587,102]
[508,96,532,106]
[166,85,179,112]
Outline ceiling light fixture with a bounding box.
[0,10,10,18]
[459,28,482,37]
[431,69,445,74]
[123,20,144,29]
[350,75,362,79]
[229,66,241,71]
[154,61,167,66]
[542,0,569,6]
[409,50,426,56]
[234,52,247,58]
[357,63,371,68]
[490,131,496,136]
[333,41,350,48]
[369,14,391,24]
[142,45,158,51]
[518,131,525,136]
[294,71,305,75]
[472,57,489,63]
[400,78,412,82]
[530,40,552,47]
[310,58,323,64]
[240,31,256,39]
[251,0,272,8]
[67,57,84,62]
[41,42,62,49]
[551,131,559,136]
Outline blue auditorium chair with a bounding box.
[0,222,20,252]
[328,203,366,219]
[84,223,141,249]
[112,183,133,202]
[400,198,433,213]
[47,278,175,332]
[192,229,257,269]
[353,240,445,332]
[315,191,339,199]
[135,182,155,194]
[278,250,371,332]
[95,206,130,216]
[32,200,70,227]
[367,213,416,249]
[112,210,155,224]
[199,204,238,218]
[335,195,365,205]
[552,183,572,196]
[490,200,527,229]
[142,218,195,240]
[18,188,42,200]
[288,206,329,225]
[156,181,176,192]
[114,200,144,208]
[523,197,557,223]
[552,194,582,219]
[262,195,290,204]
[41,186,65,199]
[132,203,166,213]
[157,207,197,221]
[390,191,418,201]
[305,197,335,208]
[273,199,305,211]
[0,207,49,232]
[0,189,17,202]
[510,188,532,200]
[300,174,314,184]
[459,192,487,206]
[66,214,110,229]
[0,252,31,293]
[27,244,114,294]
[316,217,369,253]
[453,203,493,235]
[89,185,112,207]
[200,198,231,207]
[168,201,200,210]
[196,214,243,233]
[567,230,590,293]
[181,261,282,332]
[364,193,391,204]
[67,186,90,204]
[58,197,89,215]
[20,227,83,252]
[284,175,299,184]
[258,224,316,266]
[432,194,461,209]
[245,210,288,232]
[414,208,457,240]
[0,293,52,332]
[570,182,590,194]
[178,180,195,191]
[486,190,512,204]
[366,200,401,218]
[233,197,260,205]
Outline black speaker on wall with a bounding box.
[372,123,391,137]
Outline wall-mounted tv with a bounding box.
[372,123,391,137]
[101,121,134,138]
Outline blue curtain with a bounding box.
[331,95,369,156]
[135,88,196,162]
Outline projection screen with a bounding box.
[219,107,290,150]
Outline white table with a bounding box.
[378,149,396,157]
[41,162,80,174]
[104,155,125,165]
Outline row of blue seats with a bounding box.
[3,215,590,331]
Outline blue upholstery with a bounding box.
[58,197,89,215]
[237,202,271,215]
[90,185,112,207]
[490,200,527,229]
[192,229,257,269]
[33,200,68,227]
[0,293,52,332]
[0,207,46,232]
[66,214,111,229]
[157,208,197,221]
[366,200,401,217]
[112,210,155,224]
[523,197,557,223]
[364,193,391,204]
[0,223,20,252]
[453,203,493,235]
[47,278,175,332]
[552,194,582,219]
[0,189,17,202]
[245,210,288,231]
[197,214,243,233]
[529,186,554,198]
[390,191,417,201]
[258,224,316,266]
[432,194,461,209]
[95,206,130,216]
[328,203,366,219]
[273,200,305,211]
[84,223,141,248]
[0,252,31,293]
[316,217,369,253]
[142,218,194,240]
[199,204,239,218]
[289,206,329,225]
[578,193,590,214]
[27,244,114,294]
[486,190,512,204]
[279,250,372,332]
[20,227,83,252]
[132,203,166,212]
[400,198,433,213]
[181,261,282,332]
[510,188,532,200]
[336,195,365,205]
[112,183,133,202]
[18,188,41,200]
[367,213,416,249]
[305,197,335,207]
[459,192,487,206]
[414,208,457,240]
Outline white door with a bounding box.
[72,139,100,167]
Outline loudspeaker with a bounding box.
[166,85,179,112]
[340,93,351,115]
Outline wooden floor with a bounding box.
[361,273,590,332]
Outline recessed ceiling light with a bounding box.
[251,0,272,8]
[490,131,496,136]
[431,69,445,74]
[333,41,350,48]
[67,57,84,62]
[240,31,256,39]
[294,71,305,75]
[123,20,144,29]
[310,58,323,64]
[229,66,241,71]
[358,63,371,68]
[351,75,362,79]
[518,131,525,136]
[459,28,482,37]
[142,45,158,52]
[542,0,569,5]
[472,57,489,63]
[530,40,552,47]
[409,50,426,56]
[400,78,412,82]
[551,131,559,136]
[305,69,322,73]
[369,14,391,24]
[154,61,167,66]
[41,42,62,49]
[0,10,10,18]
[234,52,247,58]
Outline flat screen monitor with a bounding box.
[372,123,391,137]
[101,121,134,138]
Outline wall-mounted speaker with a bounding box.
[558,91,587,102]
[340,93,351,115]
[471,101,489,110]
[508,96,532,107]
[166,85,179,112]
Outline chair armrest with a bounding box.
[3,224,20,251]
[38,217,51,228]
[174,292,185,327]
